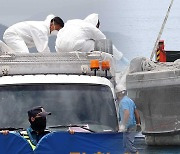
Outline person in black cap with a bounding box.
[22,106,51,150]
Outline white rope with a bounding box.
[150,0,174,60]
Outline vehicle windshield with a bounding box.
[0,83,118,132]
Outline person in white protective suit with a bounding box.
[55,13,129,75]
[55,13,106,52]
[55,13,126,61]
[3,14,64,53]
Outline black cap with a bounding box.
[28,106,51,118]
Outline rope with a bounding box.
[150,0,174,60]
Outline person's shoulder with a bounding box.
[122,96,135,105]
[124,96,134,101]
[120,96,129,104]
[26,127,34,134]
[122,95,130,101]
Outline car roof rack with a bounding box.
[0,51,114,78]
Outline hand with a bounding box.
[68,129,75,134]
[119,124,126,132]
[136,124,141,132]
[1,130,9,135]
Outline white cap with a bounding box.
[115,84,126,93]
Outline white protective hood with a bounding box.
[84,13,99,27]
[44,14,55,26]
[84,13,125,62]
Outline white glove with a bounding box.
[119,124,126,132]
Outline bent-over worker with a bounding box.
[3,14,64,53]
[55,13,106,53]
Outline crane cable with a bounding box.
[150,0,174,60]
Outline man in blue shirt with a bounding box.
[116,85,141,154]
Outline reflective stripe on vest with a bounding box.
[21,131,36,150]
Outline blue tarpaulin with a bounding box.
[0,133,33,154]
[34,131,123,154]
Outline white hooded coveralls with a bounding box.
[3,14,55,53]
[55,13,106,52]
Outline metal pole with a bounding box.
[150,0,174,60]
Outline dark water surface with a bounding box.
[135,137,180,154]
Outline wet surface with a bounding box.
[135,137,180,154]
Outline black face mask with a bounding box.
[30,117,46,132]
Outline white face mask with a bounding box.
[51,30,58,36]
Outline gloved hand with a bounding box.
[119,124,126,132]
[136,124,141,132]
